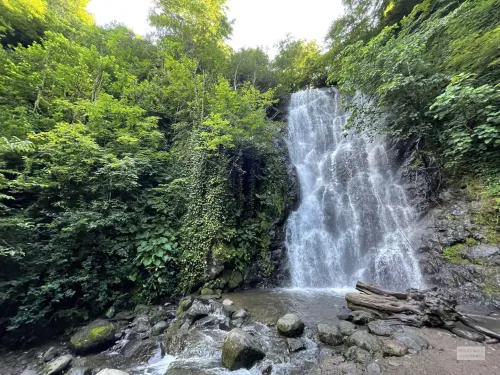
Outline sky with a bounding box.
[86,0,344,54]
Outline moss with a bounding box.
[443,243,467,263]
[200,288,214,295]
[465,237,478,246]
[69,321,116,352]
[484,284,500,296]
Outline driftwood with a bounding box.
[347,281,500,343]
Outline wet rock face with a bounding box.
[69,320,117,354]
[277,314,305,337]
[221,328,266,370]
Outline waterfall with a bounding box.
[285,88,423,290]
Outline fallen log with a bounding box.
[355,281,408,300]
[346,293,422,315]
[458,315,500,341]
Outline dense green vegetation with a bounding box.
[1,0,499,344]
[0,0,301,343]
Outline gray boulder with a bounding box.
[128,315,151,339]
[465,244,499,259]
[346,331,382,352]
[176,298,193,314]
[381,337,408,356]
[185,300,210,321]
[351,311,374,324]
[232,309,248,320]
[338,320,357,336]
[451,327,486,342]
[69,320,117,354]
[308,355,361,375]
[345,346,372,364]
[277,314,305,337]
[152,321,169,336]
[366,362,381,374]
[287,338,306,353]
[42,355,72,375]
[317,323,343,346]
[221,328,265,370]
[391,331,429,352]
[96,370,129,375]
[368,320,396,336]
[42,347,60,362]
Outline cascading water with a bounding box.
[285,88,423,290]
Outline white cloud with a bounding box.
[86,0,344,53]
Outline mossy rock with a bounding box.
[69,320,117,354]
[176,297,193,315]
[228,270,243,291]
[443,243,467,263]
[200,288,214,295]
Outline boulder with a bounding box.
[221,328,265,370]
[276,314,305,337]
[346,331,382,352]
[148,308,169,325]
[223,299,234,306]
[134,304,150,315]
[228,270,244,291]
[42,346,60,362]
[185,300,210,321]
[232,309,248,320]
[368,320,396,336]
[391,332,429,352]
[381,338,408,356]
[200,288,214,295]
[317,323,343,346]
[128,315,150,339]
[95,370,129,375]
[451,327,486,342]
[42,355,72,375]
[287,338,306,353]
[67,368,92,375]
[152,321,169,336]
[69,320,117,354]
[338,320,357,336]
[351,311,374,324]
[366,362,381,374]
[345,346,372,364]
[465,244,499,260]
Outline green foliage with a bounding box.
[443,243,466,263]
[0,0,290,343]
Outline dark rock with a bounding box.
[148,308,169,325]
[277,314,305,337]
[308,355,361,375]
[193,314,230,331]
[222,304,238,318]
[128,315,150,339]
[42,355,72,375]
[368,320,396,336]
[346,331,382,352]
[228,270,244,291]
[221,328,265,370]
[451,327,486,342]
[391,332,429,352]
[119,339,156,359]
[69,320,117,354]
[287,338,306,353]
[317,323,343,346]
[42,347,60,362]
[114,311,135,320]
[381,337,408,356]
[465,245,499,260]
[67,368,92,375]
[185,300,210,322]
[345,346,372,364]
[338,320,357,336]
[152,321,169,336]
[351,311,374,324]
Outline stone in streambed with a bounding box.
[381,337,408,356]
[152,321,169,336]
[42,346,60,362]
[223,299,234,306]
[338,320,357,336]
[366,362,381,374]
[277,314,305,337]
[346,346,372,364]
[42,355,72,375]
[451,327,486,342]
[69,320,117,354]
[391,331,429,352]
[308,355,361,375]
[232,309,248,320]
[317,323,343,346]
[176,297,193,314]
[287,338,306,353]
[346,331,382,352]
[222,328,265,370]
[351,311,375,324]
[368,320,396,336]
[67,368,92,375]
